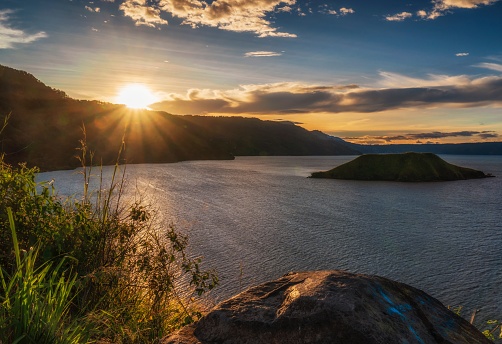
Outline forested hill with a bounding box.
[0,64,360,171]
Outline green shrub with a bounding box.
[0,127,218,343]
[0,208,92,344]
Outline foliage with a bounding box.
[0,208,92,344]
[448,306,502,343]
[482,320,502,342]
[0,126,218,343]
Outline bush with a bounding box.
[0,208,92,344]
[0,128,218,343]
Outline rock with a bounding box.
[163,270,490,344]
[310,152,493,181]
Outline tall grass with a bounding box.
[0,125,217,343]
[0,208,91,344]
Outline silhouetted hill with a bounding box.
[0,65,359,170]
[349,142,502,155]
[311,152,492,182]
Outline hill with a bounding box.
[0,64,359,171]
[342,141,502,155]
[310,152,492,181]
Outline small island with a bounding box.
[310,152,494,182]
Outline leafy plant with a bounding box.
[0,122,218,343]
[482,320,502,342]
[0,208,92,344]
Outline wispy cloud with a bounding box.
[474,62,502,72]
[278,6,293,13]
[0,9,47,49]
[386,0,499,21]
[244,51,282,57]
[420,0,499,20]
[150,73,502,116]
[85,6,101,12]
[120,0,297,37]
[456,52,469,56]
[324,7,355,16]
[376,71,470,88]
[384,12,412,21]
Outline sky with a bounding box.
[1,0,502,144]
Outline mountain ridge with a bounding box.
[0,64,360,171]
[1,64,501,172]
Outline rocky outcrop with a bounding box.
[310,152,493,181]
[163,270,490,344]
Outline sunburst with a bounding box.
[116,84,157,109]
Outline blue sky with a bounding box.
[1,0,501,144]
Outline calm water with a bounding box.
[38,155,502,324]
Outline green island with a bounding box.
[310,152,494,182]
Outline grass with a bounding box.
[0,125,218,343]
[0,208,91,344]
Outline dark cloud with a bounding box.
[479,132,499,139]
[150,76,502,115]
[344,131,499,143]
[150,98,229,114]
[274,120,304,125]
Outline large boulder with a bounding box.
[163,270,490,344]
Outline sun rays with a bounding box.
[115,84,157,109]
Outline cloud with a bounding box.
[325,7,355,16]
[376,71,471,88]
[456,52,469,56]
[474,62,502,72]
[150,73,502,115]
[344,131,498,143]
[244,51,282,57]
[339,8,355,15]
[385,12,413,21]
[278,6,293,12]
[0,9,47,49]
[388,0,499,21]
[120,0,297,37]
[119,0,168,27]
[408,131,497,139]
[417,10,428,18]
[434,0,498,9]
[85,6,101,12]
[420,0,499,19]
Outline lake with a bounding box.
[38,155,502,325]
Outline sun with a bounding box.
[116,84,157,109]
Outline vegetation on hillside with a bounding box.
[0,64,359,171]
[310,152,491,181]
[0,128,217,343]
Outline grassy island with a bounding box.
[310,152,493,182]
